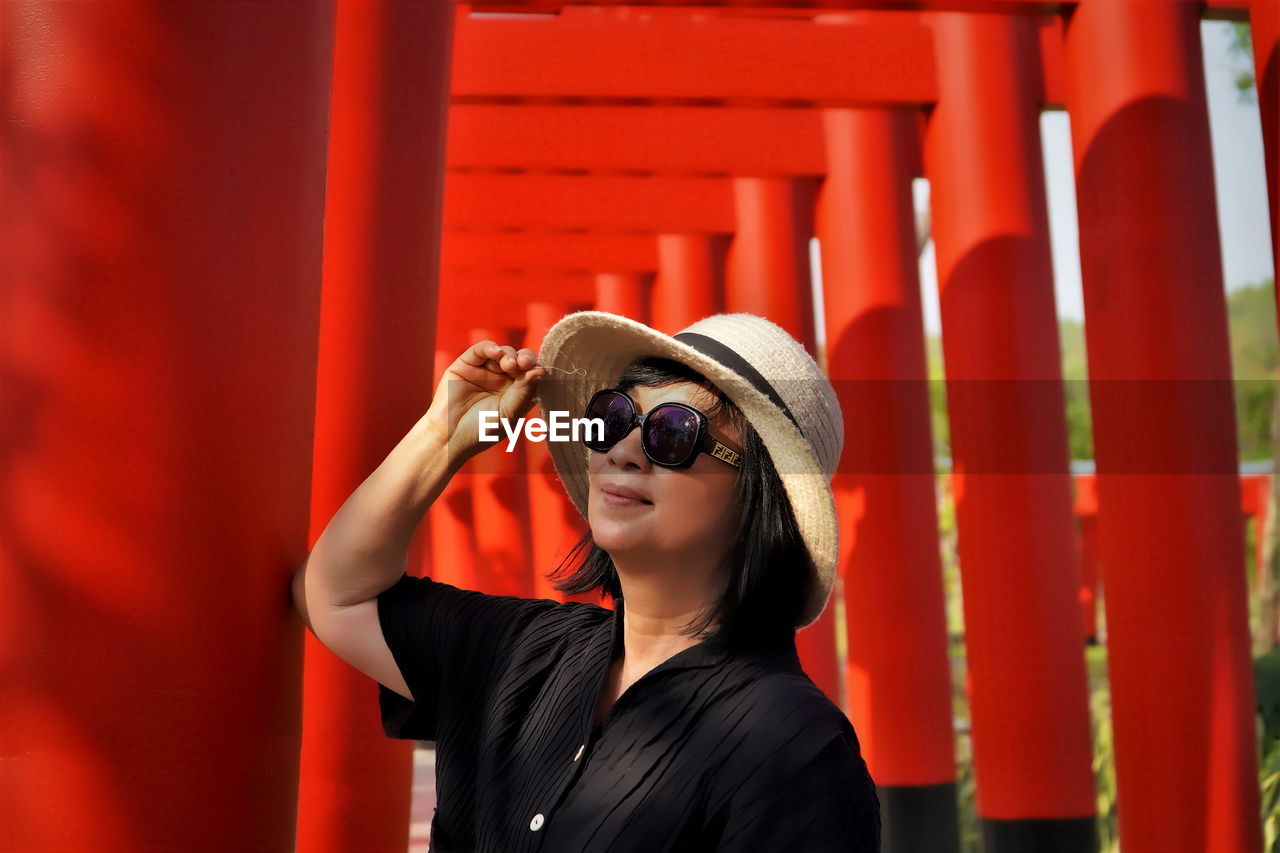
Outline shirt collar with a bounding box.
[601,598,791,675]
[577,599,800,739]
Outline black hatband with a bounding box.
[673,332,799,429]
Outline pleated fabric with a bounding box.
[376,573,881,852]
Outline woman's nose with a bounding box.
[605,423,650,470]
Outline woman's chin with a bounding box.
[589,520,652,555]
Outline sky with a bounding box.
[907,20,1274,337]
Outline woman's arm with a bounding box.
[291,415,457,621]
[710,729,881,852]
[289,341,545,704]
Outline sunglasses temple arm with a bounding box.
[702,435,743,468]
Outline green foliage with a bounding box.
[926,334,950,457]
[953,724,980,852]
[1260,734,1280,853]
[1087,645,1119,853]
[1229,21,1257,102]
[1228,283,1278,379]
[1059,319,1094,461]
[1256,650,1280,851]
[1249,516,1262,634]
[1229,281,1279,460]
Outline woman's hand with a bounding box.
[422,340,546,463]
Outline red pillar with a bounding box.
[1072,474,1101,644]
[298,4,454,852]
[525,301,590,600]
[469,325,536,598]
[653,234,726,334]
[0,4,332,852]
[595,272,653,324]
[727,178,818,349]
[1251,1,1280,322]
[1240,475,1270,617]
[817,107,959,852]
[726,176,841,706]
[1065,2,1261,849]
[1078,516,1100,642]
[925,12,1095,848]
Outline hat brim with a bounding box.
[536,311,837,629]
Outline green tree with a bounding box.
[1230,20,1257,103]
[1229,280,1279,460]
[1058,319,1093,461]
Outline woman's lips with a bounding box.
[601,485,652,507]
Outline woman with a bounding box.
[291,311,881,852]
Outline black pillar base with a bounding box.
[979,815,1098,853]
[881,782,961,853]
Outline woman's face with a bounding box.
[586,381,744,574]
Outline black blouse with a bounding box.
[375,573,881,852]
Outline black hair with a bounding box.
[548,356,814,647]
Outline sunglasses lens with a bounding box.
[642,405,701,466]
[584,391,634,450]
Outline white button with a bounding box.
[573,744,585,762]
[529,814,545,832]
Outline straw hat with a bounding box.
[536,310,843,629]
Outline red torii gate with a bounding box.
[454,0,1276,322]
[437,17,906,718]
[438,11,1086,853]
[2,2,1272,853]
[434,4,1268,853]
[445,174,738,231]
[451,9,936,102]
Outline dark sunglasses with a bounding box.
[582,388,743,469]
